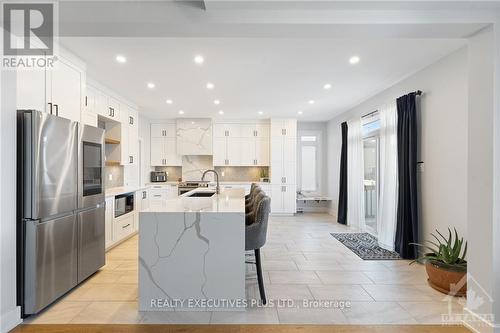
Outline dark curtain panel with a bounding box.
[337,122,348,225]
[395,92,419,259]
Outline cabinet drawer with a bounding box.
[150,189,167,200]
[113,214,134,242]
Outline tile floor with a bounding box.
[25,213,465,325]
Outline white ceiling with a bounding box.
[61,37,466,121]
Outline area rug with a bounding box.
[331,233,401,260]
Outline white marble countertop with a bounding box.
[146,181,179,186]
[143,188,245,213]
[105,185,149,197]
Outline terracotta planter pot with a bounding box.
[425,261,467,297]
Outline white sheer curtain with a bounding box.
[347,118,366,231]
[377,101,398,250]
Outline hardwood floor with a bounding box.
[12,324,471,333]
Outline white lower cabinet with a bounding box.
[149,184,178,209]
[271,184,296,215]
[113,213,135,242]
[105,197,114,249]
[134,189,149,231]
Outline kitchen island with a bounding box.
[139,188,245,311]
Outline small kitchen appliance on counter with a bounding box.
[150,171,167,182]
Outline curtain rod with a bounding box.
[361,90,423,119]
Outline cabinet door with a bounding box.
[283,185,297,214]
[105,197,114,249]
[151,138,166,166]
[142,189,150,211]
[85,85,97,114]
[107,96,120,120]
[239,124,256,138]
[255,124,270,138]
[17,66,47,112]
[213,123,229,138]
[49,59,82,122]
[239,138,256,166]
[255,138,270,166]
[165,138,181,166]
[127,108,139,165]
[283,137,297,164]
[166,185,178,199]
[151,123,175,138]
[270,120,285,138]
[212,137,227,166]
[283,119,297,137]
[120,121,129,165]
[226,138,242,166]
[151,124,164,138]
[270,185,284,213]
[214,124,240,137]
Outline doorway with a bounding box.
[362,114,381,236]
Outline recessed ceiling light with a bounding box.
[308,100,315,105]
[147,82,155,89]
[349,55,360,64]
[115,55,127,64]
[218,110,224,115]
[166,99,173,104]
[323,83,332,90]
[194,55,204,64]
[213,99,220,105]
[258,111,263,115]
[178,110,184,115]
[206,82,214,90]
[298,111,303,115]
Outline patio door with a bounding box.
[363,137,379,236]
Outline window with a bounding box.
[298,130,322,194]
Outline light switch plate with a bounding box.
[417,163,424,173]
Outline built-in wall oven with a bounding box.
[115,192,134,218]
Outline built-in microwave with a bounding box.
[115,192,134,218]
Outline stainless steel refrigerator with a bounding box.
[17,110,106,316]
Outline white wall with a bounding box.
[327,47,469,243]
[297,121,328,195]
[0,70,22,331]
[465,26,496,332]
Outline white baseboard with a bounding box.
[1,306,22,333]
[462,307,496,333]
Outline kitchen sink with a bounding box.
[186,191,216,197]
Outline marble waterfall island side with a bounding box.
[139,188,245,311]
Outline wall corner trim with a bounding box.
[462,307,496,333]
[0,306,22,333]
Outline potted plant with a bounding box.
[412,228,467,297]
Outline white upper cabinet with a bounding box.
[212,137,227,166]
[151,123,176,138]
[17,55,83,123]
[212,122,270,166]
[47,59,82,123]
[16,65,47,112]
[125,106,139,165]
[150,123,182,166]
[214,123,240,138]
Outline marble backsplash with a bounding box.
[182,155,214,181]
[176,118,212,155]
[214,166,269,182]
[153,166,182,182]
[105,165,124,188]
